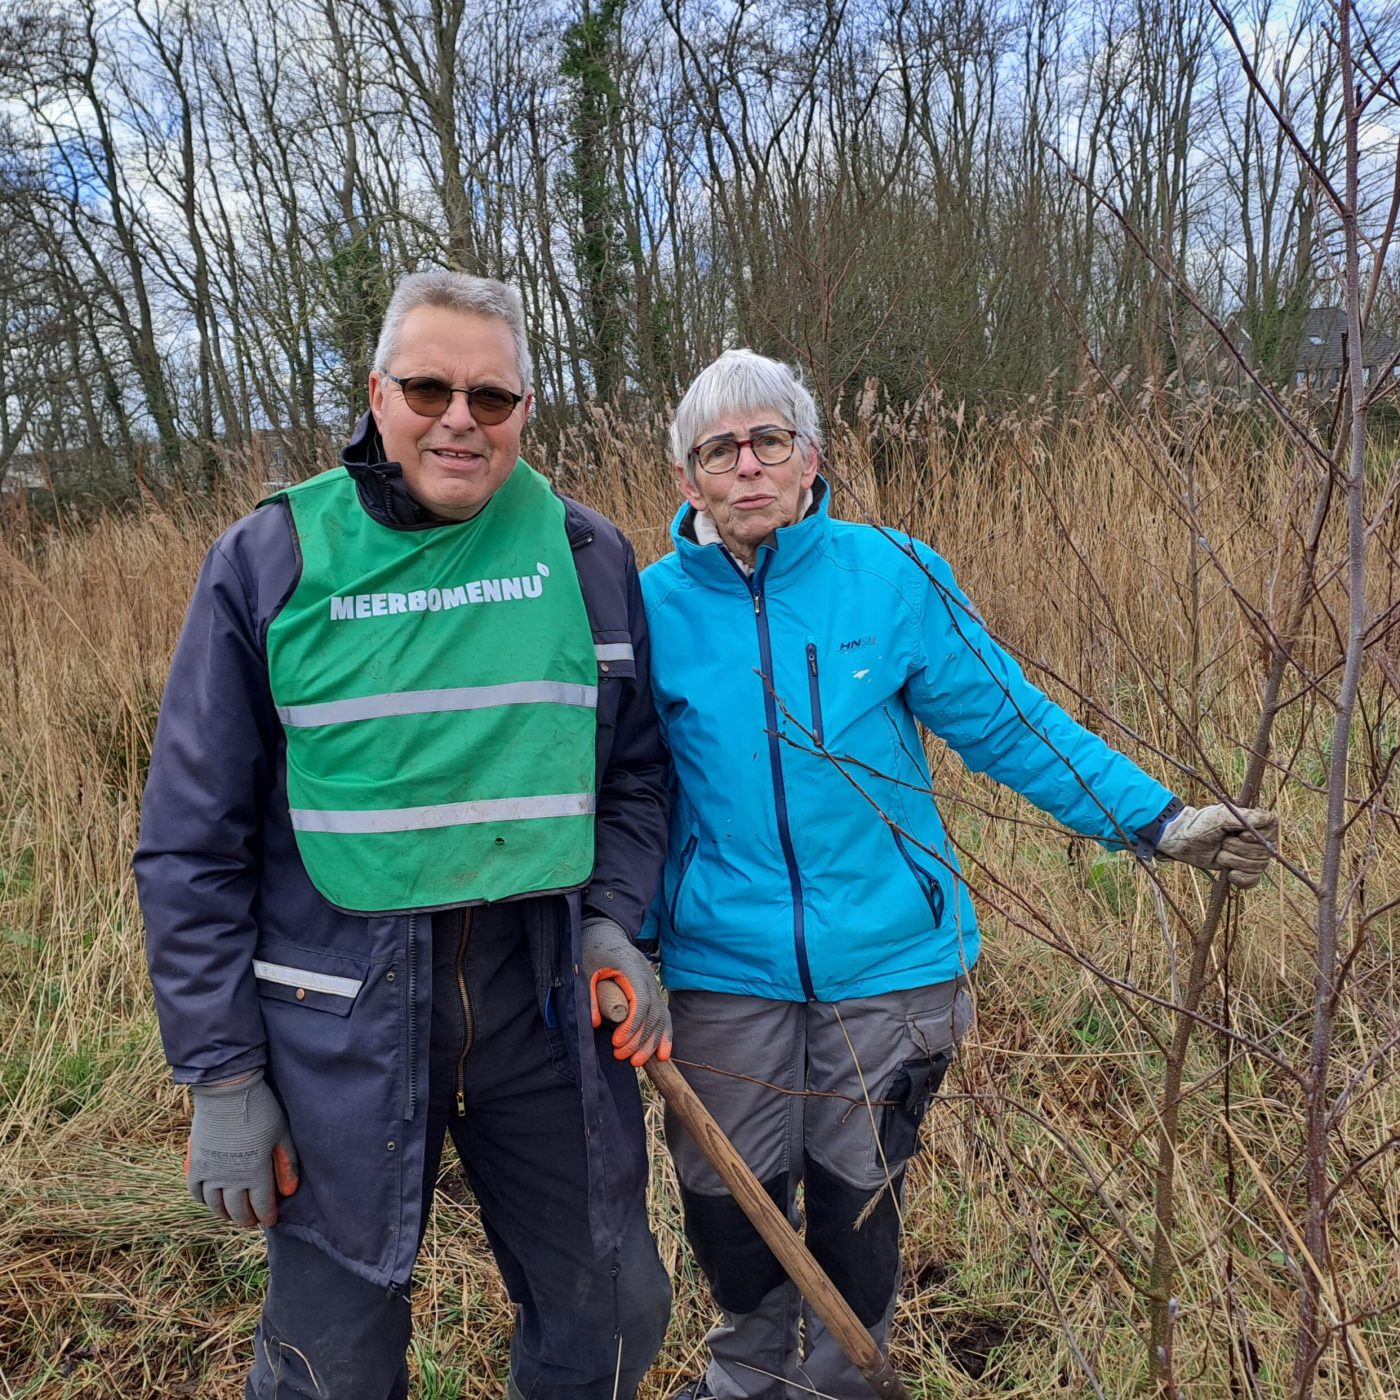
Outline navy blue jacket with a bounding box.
[135,414,669,1286]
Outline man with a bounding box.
[136,271,674,1400]
[641,349,1279,1400]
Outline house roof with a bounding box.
[1296,306,1399,371]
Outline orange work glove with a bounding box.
[581,916,672,1066]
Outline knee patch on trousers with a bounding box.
[681,1173,790,1314]
[805,1157,904,1326]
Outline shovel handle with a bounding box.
[595,978,911,1400]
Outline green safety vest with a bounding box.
[265,461,598,913]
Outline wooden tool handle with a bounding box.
[595,978,911,1400]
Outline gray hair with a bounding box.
[670,349,822,481]
[374,269,534,394]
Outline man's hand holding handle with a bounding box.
[582,916,673,1067]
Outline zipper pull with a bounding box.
[456,1090,466,1116]
[754,591,762,616]
[807,643,817,676]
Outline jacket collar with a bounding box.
[338,411,592,545]
[671,475,830,591]
[340,410,442,531]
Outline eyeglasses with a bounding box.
[382,373,525,425]
[690,427,800,475]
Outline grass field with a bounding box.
[1,400,1396,1398]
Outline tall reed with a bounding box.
[2,401,1395,1397]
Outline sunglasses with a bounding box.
[381,372,524,425]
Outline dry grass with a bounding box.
[1,400,1397,1398]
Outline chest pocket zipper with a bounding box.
[805,643,823,747]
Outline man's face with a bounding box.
[678,409,820,564]
[369,305,531,521]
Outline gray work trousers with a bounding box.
[667,981,971,1400]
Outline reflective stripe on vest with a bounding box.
[290,791,596,833]
[265,461,598,913]
[276,680,598,729]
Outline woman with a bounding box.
[640,349,1276,1400]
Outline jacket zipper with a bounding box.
[455,908,474,1115]
[805,643,823,747]
[728,549,816,1000]
[405,914,419,1119]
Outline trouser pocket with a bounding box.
[877,1048,951,1166]
[871,978,970,1172]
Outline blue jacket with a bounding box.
[640,481,1175,1002]
[135,414,668,1287]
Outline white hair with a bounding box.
[374,270,534,393]
[670,349,823,481]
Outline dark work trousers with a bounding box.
[667,982,971,1400]
[247,903,671,1400]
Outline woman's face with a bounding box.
[678,407,820,567]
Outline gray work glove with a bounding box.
[581,916,672,1066]
[186,1069,300,1228]
[1155,803,1279,889]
